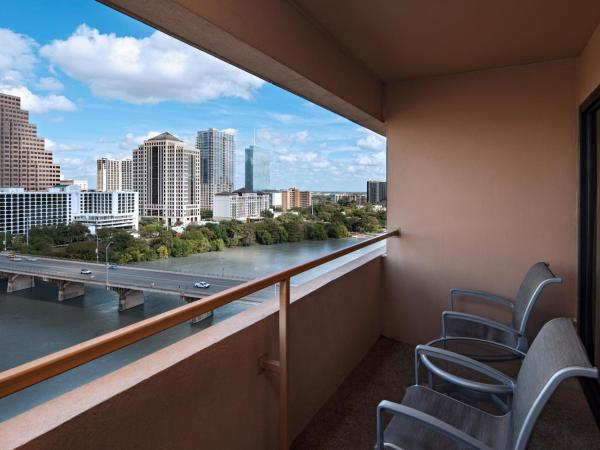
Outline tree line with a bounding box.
[3,201,385,264]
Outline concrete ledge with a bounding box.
[0,249,385,449]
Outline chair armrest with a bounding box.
[415,345,515,395]
[450,288,514,311]
[377,400,492,450]
[442,310,521,339]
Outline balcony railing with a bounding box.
[0,228,400,449]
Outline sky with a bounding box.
[0,0,386,191]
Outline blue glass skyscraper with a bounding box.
[245,145,270,191]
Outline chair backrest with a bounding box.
[511,318,597,450]
[513,262,561,333]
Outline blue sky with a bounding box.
[0,0,385,191]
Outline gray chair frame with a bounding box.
[439,262,562,355]
[376,318,598,450]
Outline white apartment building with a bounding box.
[213,189,270,221]
[0,187,74,235]
[196,128,235,209]
[74,190,139,233]
[133,132,202,226]
[97,158,133,191]
[0,186,138,235]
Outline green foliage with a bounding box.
[200,209,213,220]
[9,199,385,263]
[156,244,169,259]
[260,209,274,218]
[305,223,327,240]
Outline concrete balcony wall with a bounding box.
[384,58,579,344]
[0,251,384,450]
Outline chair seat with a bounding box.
[383,386,511,450]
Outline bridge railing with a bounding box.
[0,229,400,449]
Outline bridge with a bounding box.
[0,255,272,322]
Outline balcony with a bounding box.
[1,1,600,449]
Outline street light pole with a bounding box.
[96,233,99,264]
[105,241,112,290]
[26,216,30,250]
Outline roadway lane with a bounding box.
[0,255,273,301]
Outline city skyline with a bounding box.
[0,0,386,192]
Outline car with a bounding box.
[109,263,118,270]
[25,257,38,261]
[194,281,210,289]
[80,269,92,275]
[10,257,22,262]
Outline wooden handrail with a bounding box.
[0,229,399,399]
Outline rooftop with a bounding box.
[147,132,183,142]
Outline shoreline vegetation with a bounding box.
[3,201,386,265]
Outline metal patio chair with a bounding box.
[376,317,597,450]
[433,262,562,359]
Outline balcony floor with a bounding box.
[292,337,600,449]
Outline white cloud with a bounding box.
[272,113,293,123]
[0,28,37,87]
[292,130,308,143]
[120,130,161,149]
[1,86,76,114]
[220,128,238,136]
[35,76,64,91]
[356,127,385,151]
[0,28,76,114]
[44,138,83,152]
[356,151,385,166]
[256,128,309,147]
[40,24,265,104]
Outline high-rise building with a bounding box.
[97,158,133,191]
[0,93,60,190]
[245,145,270,191]
[196,128,235,209]
[366,180,387,204]
[133,132,202,226]
[281,188,312,211]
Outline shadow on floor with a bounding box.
[292,337,599,449]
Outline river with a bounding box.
[0,237,382,421]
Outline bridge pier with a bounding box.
[110,288,144,311]
[56,280,85,301]
[6,274,35,293]
[182,296,213,324]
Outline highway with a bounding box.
[0,255,272,302]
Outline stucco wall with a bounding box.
[0,252,384,450]
[579,22,600,103]
[383,59,578,344]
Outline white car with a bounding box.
[80,269,92,275]
[194,281,210,289]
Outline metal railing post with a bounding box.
[279,278,290,450]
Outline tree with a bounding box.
[201,209,213,220]
[260,209,274,218]
[256,229,273,245]
[171,239,194,257]
[305,223,327,240]
[156,244,169,259]
[327,221,349,238]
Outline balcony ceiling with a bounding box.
[292,0,600,81]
